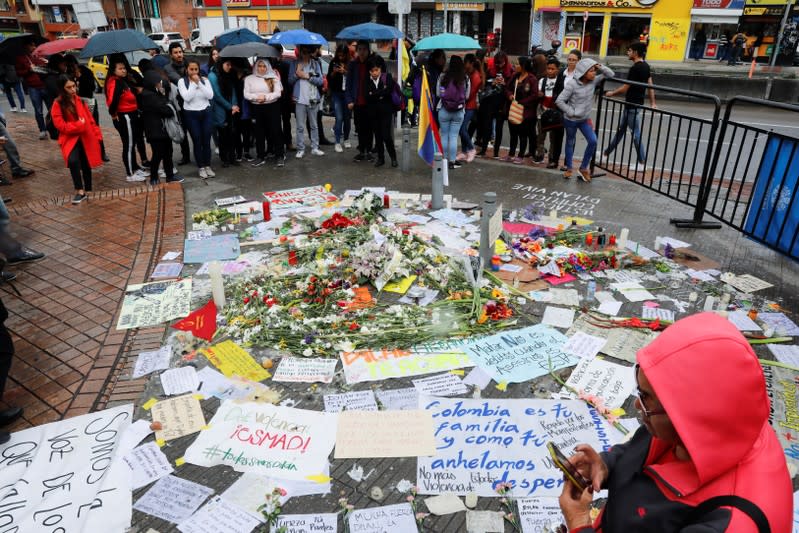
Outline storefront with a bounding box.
[687,0,745,60]
[739,0,791,62]
[205,0,302,35]
[531,0,693,61]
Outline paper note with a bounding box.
[641,307,675,322]
[133,475,213,523]
[375,387,420,411]
[462,366,493,389]
[383,275,417,294]
[684,268,715,282]
[542,306,575,329]
[200,340,271,382]
[726,274,773,293]
[466,510,505,532]
[597,301,623,316]
[123,441,174,489]
[413,372,469,396]
[347,503,417,533]
[150,394,206,441]
[625,240,659,259]
[324,390,378,413]
[184,234,241,264]
[518,498,564,533]
[425,493,467,515]
[152,262,183,279]
[117,279,192,330]
[196,366,236,399]
[548,288,581,307]
[766,344,799,368]
[335,410,436,459]
[562,331,607,359]
[162,251,182,261]
[759,313,799,336]
[660,236,692,249]
[160,366,200,396]
[273,357,338,383]
[275,514,339,533]
[728,310,763,331]
[187,229,212,240]
[214,195,247,207]
[538,261,561,277]
[500,263,523,273]
[118,418,155,456]
[557,357,636,409]
[611,281,655,303]
[222,472,330,517]
[133,346,172,379]
[177,496,261,533]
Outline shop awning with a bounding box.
[691,8,744,22]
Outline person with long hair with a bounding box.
[477,50,513,158]
[244,58,284,168]
[364,55,397,168]
[562,49,582,86]
[288,46,325,159]
[457,53,482,163]
[201,47,219,76]
[328,44,351,152]
[140,71,183,185]
[230,58,251,162]
[177,59,215,179]
[50,75,103,204]
[436,55,470,170]
[504,58,538,164]
[105,57,149,181]
[209,57,240,167]
[65,55,110,162]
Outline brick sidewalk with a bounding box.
[0,183,184,430]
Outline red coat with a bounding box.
[51,97,104,169]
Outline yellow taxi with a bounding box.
[87,50,150,89]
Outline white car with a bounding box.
[147,32,187,53]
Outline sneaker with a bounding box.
[374,159,385,168]
[20,108,27,113]
[335,143,343,153]
[276,156,285,168]
[71,193,86,204]
[140,160,150,168]
[204,167,215,178]
[199,167,208,179]
[295,150,305,159]
[578,168,592,183]
[512,157,524,164]
[391,159,398,168]
[365,152,375,162]
[448,161,462,169]
[235,155,243,162]
[634,160,647,173]
[134,168,150,178]
[166,174,185,183]
[563,169,573,179]
[214,148,219,155]
[311,148,324,156]
[12,168,34,178]
[466,149,477,163]
[546,162,558,169]
[500,155,513,162]
[6,247,45,264]
[243,153,254,162]
[344,141,352,149]
[456,152,467,162]
[9,107,16,112]
[126,174,146,182]
[597,151,609,165]
[252,158,267,167]
[353,152,366,162]
[38,131,47,140]
[158,168,166,178]
[532,155,544,163]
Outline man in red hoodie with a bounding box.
[560,312,792,532]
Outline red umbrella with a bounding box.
[33,38,88,57]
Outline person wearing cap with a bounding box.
[559,312,792,532]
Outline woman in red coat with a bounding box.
[50,75,104,205]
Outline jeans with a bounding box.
[604,107,646,163]
[331,92,350,144]
[294,102,319,152]
[183,108,213,168]
[3,82,24,110]
[27,86,46,132]
[563,117,597,170]
[438,108,464,162]
[0,196,9,226]
[0,117,24,173]
[459,109,475,152]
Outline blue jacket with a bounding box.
[208,68,238,128]
[287,58,324,104]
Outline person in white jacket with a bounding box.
[177,59,215,178]
[244,58,284,168]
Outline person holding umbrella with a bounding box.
[288,45,325,159]
[244,58,284,168]
[14,40,48,139]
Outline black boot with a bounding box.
[374,158,385,168]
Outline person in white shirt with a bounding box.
[244,58,284,168]
[177,59,215,179]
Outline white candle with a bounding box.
[549,209,558,219]
[209,261,226,309]
[689,292,698,302]
[618,228,629,249]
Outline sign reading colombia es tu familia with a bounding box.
[560,0,659,7]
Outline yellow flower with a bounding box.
[477,311,488,324]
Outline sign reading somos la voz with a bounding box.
[417,397,624,497]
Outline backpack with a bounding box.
[163,102,185,144]
[380,73,405,112]
[440,79,465,112]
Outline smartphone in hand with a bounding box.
[547,442,590,491]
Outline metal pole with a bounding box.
[397,12,404,129]
[432,152,444,209]
[444,1,448,33]
[267,0,272,33]
[765,3,792,100]
[221,0,230,30]
[479,192,497,270]
[401,126,411,172]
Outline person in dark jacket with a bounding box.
[503,58,538,164]
[163,43,191,165]
[346,40,374,162]
[0,62,25,113]
[139,71,183,185]
[534,58,565,168]
[208,58,239,167]
[271,47,294,153]
[477,50,513,158]
[559,313,791,533]
[0,296,22,445]
[328,44,351,152]
[364,56,397,168]
[14,40,48,138]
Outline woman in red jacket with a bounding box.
[105,57,148,182]
[560,312,792,533]
[51,75,104,205]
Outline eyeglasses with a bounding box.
[633,364,667,418]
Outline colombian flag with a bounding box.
[417,67,442,166]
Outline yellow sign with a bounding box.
[560,0,659,7]
[435,2,485,9]
[200,340,272,382]
[564,36,582,51]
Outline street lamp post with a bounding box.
[221,0,230,30]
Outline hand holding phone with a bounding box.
[548,442,590,491]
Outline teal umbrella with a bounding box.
[412,33,480,52]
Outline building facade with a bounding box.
[687,0,745,60]
[204,0,302,35]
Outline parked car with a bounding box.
[147,32,187,53]
[87,50,149,89]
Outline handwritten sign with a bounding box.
[133,475,213,523]
[324,390,378,413]
[263,185,338,209]
[176,496,262,533]
[556,357,636,409]
[466,510,505,532]
[375,387,420,410]
[151,262,183,279]
[418,396,623,497]
[725,273,773,293]
[518,498,564,533]
[150,394,206,441]
[222,471,330,516]
[132,346,172,378]
[340,343,473,384]
[273,357,338,383]
[761,360,799,472]
[275,513,338,532]
[561,331,607,360]
[184,401,336,480]
[200,340,272,382]
[759,313,799,336]
[567,316,659,364]
[462,325,580,384]
[335,410,436,459]
[123,441,174,489]
[412,373,469,396]
[0,404,133,533]
[184,234,241,263]
[347,503,417,533]
[117,279,192,330]
[160,366,200,396]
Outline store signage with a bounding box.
[560,0,659,8]
[206,0,297,7]
[435,2,485,10]
[693,0,745,7]
[743,5,787,15]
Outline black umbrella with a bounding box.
[219,42,279,59]
[80,29,158,59]
[0,34,47,64]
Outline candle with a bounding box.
[619,228,629,249]
[609,234,617,246]
[262,200,271,222]
[703,295,716,312]
[208,261,226,309]
[383,194,390,208]
[549,209,558,219]
[689,292,698,302]
[288,250,298,266]
[585,233,594,246]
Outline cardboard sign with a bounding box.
[150,394,206,441]
[761,360,799,472]
[200,340,272,382]
[263,185,338,209]
[184,234,241,264]
[184,401,336,480]
[418,397,623,497]
[334,410,436,459]
[117,279,192,330]
[340,344,473,384]
[0,404,133,532]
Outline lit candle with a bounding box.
[619,228,629,249]
[208,261,225,309]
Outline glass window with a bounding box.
[565,14,603,55]
[608,16,651,56]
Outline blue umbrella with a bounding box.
[215,27,263,50]
[412,33,480,52]
[80,29,159,59]
[336,23,402,41]
[268,29,327,47]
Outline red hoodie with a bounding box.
[581,313,792,533]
